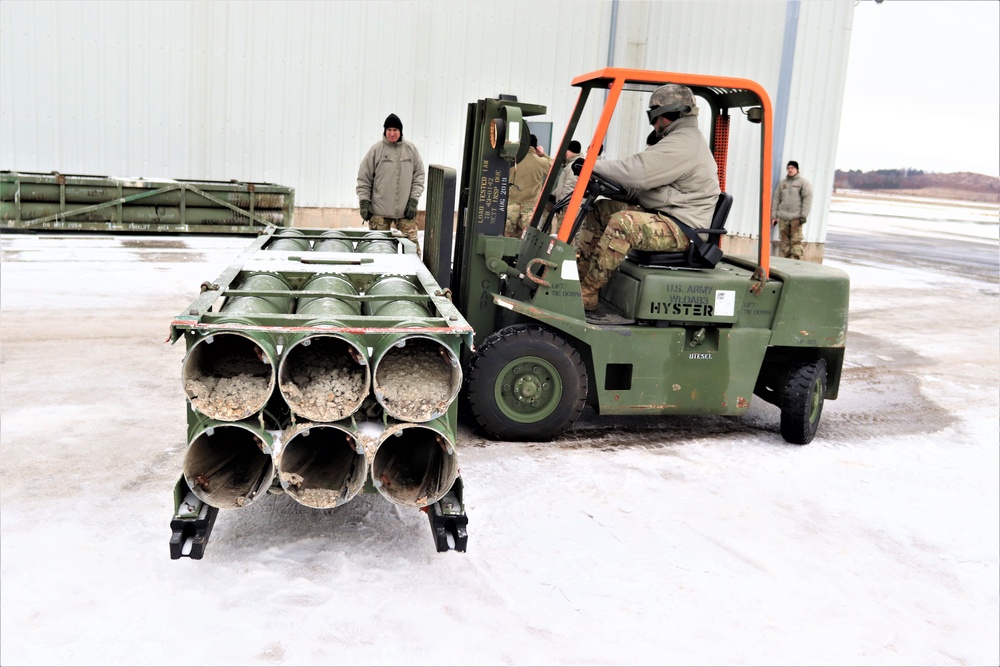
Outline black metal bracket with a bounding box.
[169,476,219,560]
[425,476,469,553]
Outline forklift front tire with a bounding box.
[467,325,588,441]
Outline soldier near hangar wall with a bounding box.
[771,160,814,261]
[357,113,426,255]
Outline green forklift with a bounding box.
[422,68,849,445]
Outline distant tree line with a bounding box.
[835,169,999,197]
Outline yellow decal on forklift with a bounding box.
[715,290,736,317]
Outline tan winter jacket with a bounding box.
[356,137,425,219]
[593,115,720,229]
[509,150,552,206]
[771,174,813,222]
[554,152,582,202]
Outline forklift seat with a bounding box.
[626,192,733,269]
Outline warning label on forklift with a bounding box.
[715,290,736,317]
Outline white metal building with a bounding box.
[0,0,854,245]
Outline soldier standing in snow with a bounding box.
[357,113,426,255]
[771,160,814,261]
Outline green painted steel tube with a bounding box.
[363,275,462,421]
[371,331,463,422]
[182,325,278,421]
[313,237,354,253]
[365,275,431,318]
[371,418,459,508]
[0,182,287,209]
[356,237,397,254]
[183,419,275,510]
[278,323,370,423]
[278,277,368,421]
[183,272,291,421]
[313,230,355,253]
[224,271,295,314]
[277,422,367,508]
[0,202,284,225]
[266,229,311,252]
[296,274,360,316]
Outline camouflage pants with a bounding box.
[777,217,805,260]
[583,200,689,288]
[370,215,420,255]
[505,203,535,238]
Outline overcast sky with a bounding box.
[835,0,1000,177]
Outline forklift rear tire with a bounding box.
[780,358,827,445]
[467,325,588,441]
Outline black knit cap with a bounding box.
[384,113,403,131]
[787,160,799,170]
[568,140,581,153]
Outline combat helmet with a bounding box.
[646,84,698,124]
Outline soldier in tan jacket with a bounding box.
[357,113,425,254]
[771,160,813,260]
[505,134,552,238]
[578,84,721,311]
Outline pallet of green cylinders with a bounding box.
[1,170,294,234]
[167,226,471,559]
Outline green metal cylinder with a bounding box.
[183,419,275,510]
[182,322,278,421]
[312,230,355,253]
[313,237,354,253]
[223,271,295,315]
[355,233,397,254]
[183,271,290,421]
[0,202,284,225]
[277,422,367,508]
[371,331,463,422]
[365,275,431,318]
[371,418,459,508]
[296,274,360,317]
[278,322,370,423]
[266,229,311,252]
[0,182,287,209]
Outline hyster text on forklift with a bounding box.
[422,68,849,446]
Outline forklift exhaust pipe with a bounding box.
[182,272,292,421]
[183,420,275,510]
[278,275,369,422]
[371,419,459,508]
[366,276,462,422]
[277,423,368,508]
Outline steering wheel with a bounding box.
[570,158,628,199]
[586,170,628,199]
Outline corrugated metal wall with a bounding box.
[0,0,853,241]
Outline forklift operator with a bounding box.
[576,84,720,311]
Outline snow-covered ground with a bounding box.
[1,198,998,666]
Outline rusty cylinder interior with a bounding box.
[278,426,367,509]
[372,426,458,508]
[183,333,274,421]
[184,425,275,510]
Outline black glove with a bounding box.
[404,198,418,219]
[360,200,373,221]
[571,157,585,176]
